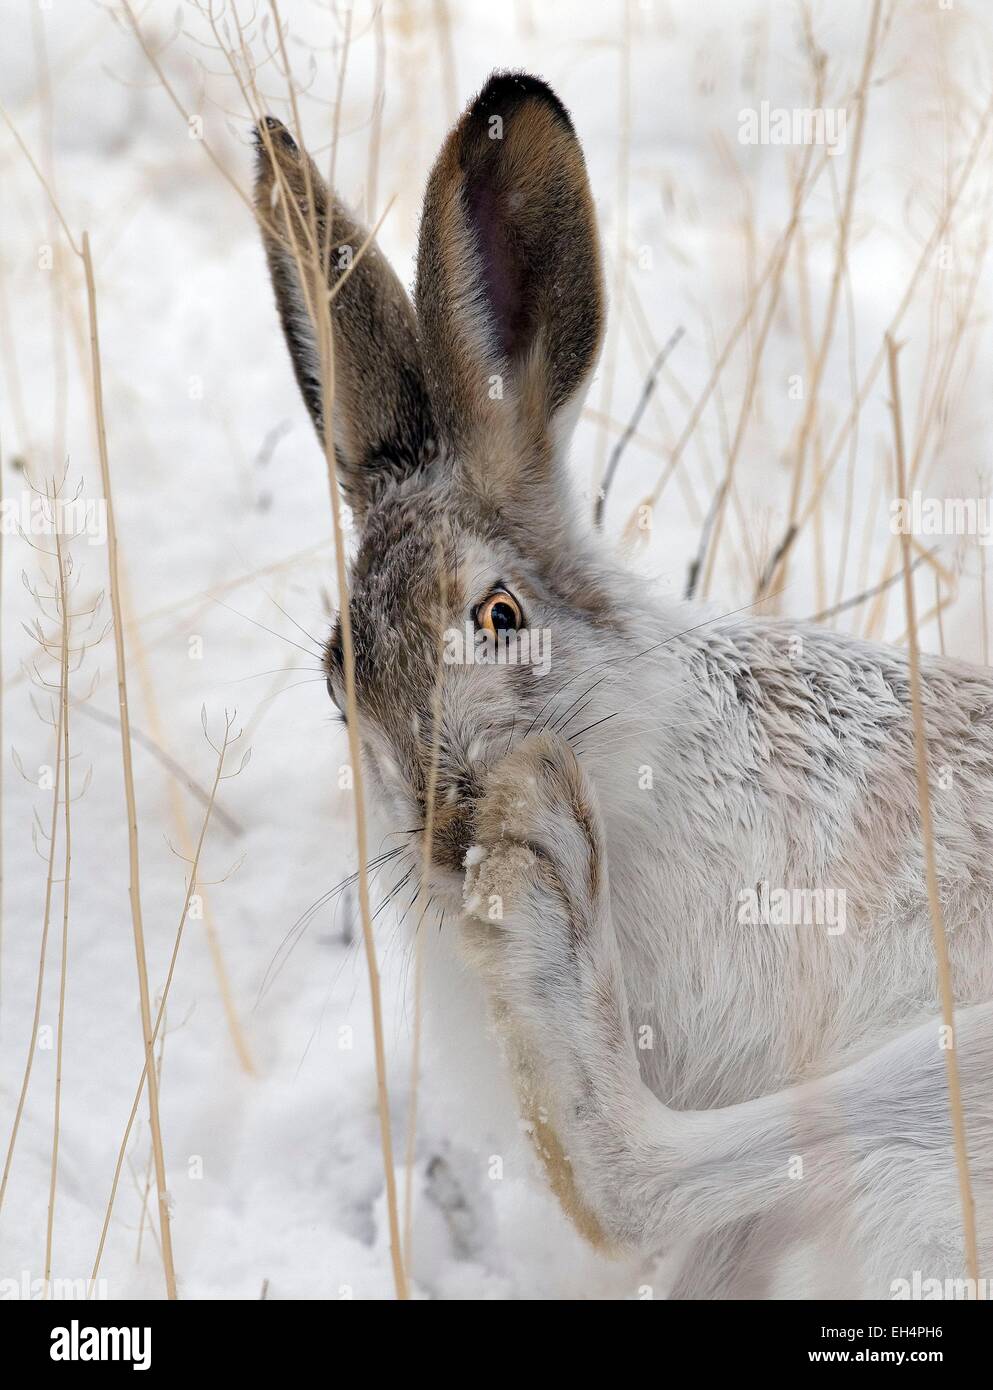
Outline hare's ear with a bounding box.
[254,119,436,519]
[416,73,604,509]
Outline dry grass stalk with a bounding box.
[813,131,858,617]
[591,1,631,508]
[81,231,177,1299]
[91,712,243,1284]
[123,0,409,1295]
[120,0,254,216]
[402,532,449,1272]
[983,513,991,668]
[35,27,71,1259]
[366,3,386,220]
[0,95,177,1291]
[44,504,73,1290]
[863,219,991,642]
[119,567,255,1075]
[887,333,979,1287]
[775,0,881,599]
[136,1030,167,1265]
[308,197,409,1306]
[623,282,713,519]
[622,140,835,542]
[432,0,458,123]
[762,89,993,600]
[595,325,685,530]
[0,482,3,1026]
[257,0,408,1298]
[131,539,331,630]
[0,664,65,1219]
[697,111,823,598]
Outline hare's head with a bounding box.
[255,73,626,902]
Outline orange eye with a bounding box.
[476,590,523,635]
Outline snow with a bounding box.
[1,0,991,1299]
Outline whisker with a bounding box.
[553,695,592,736]
[567,711,618,743]
[372,866,416,922]
[222,668,324,684]
[229,677,330,712]
[523,589,795,750]
[255,846,407,1004]
[413,895,435,938]
[212,595,323,660]
[256,581,327,650]
[549,674,611,735]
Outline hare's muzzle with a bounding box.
[428,798,477,875]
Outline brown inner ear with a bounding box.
[415,73,605,500]
[465,175,531,364]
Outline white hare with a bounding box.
[254,73,993,1298]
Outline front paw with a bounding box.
[458,732,637,1251]
[460,731,610,1016]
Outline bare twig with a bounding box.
[887,334,979,1288]
[91,713,242,1286]
[759,89,993,598]
[594,326,684,529]
[804,548,933,627]
[44,503,73,1290]
[83,231,177,1299]
[0,700,64,1220]
[402,530,449,1271]
[72,699,243,837]
[259,1,408,1298]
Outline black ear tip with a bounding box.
[253,115,298,154]
[469,70,575,136]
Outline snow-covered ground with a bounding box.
[1,0,992,1299]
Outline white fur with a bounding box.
[445,591,993,1298]
[258,73,993,1300]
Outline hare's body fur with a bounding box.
[587,599,993,1108]
[438,579,993,1297]
[253,72,993,1298]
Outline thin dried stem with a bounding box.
[82,231,177,1300]
[0,701,64,1219]
[402,531,449,1272]
[262,0,408,1299]
[120,567,255,1074]
[91,715,240,1285]
[761,88,993,598]
[44,511,73,1290]
[887,334,979,1288]
[366,3,386,220]
[591,1,631,509]
[698,118,823,598]
[776,1,881,595]
[120,0,254,216]
[623,142,834,541]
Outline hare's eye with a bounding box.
[476,589,523,635]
